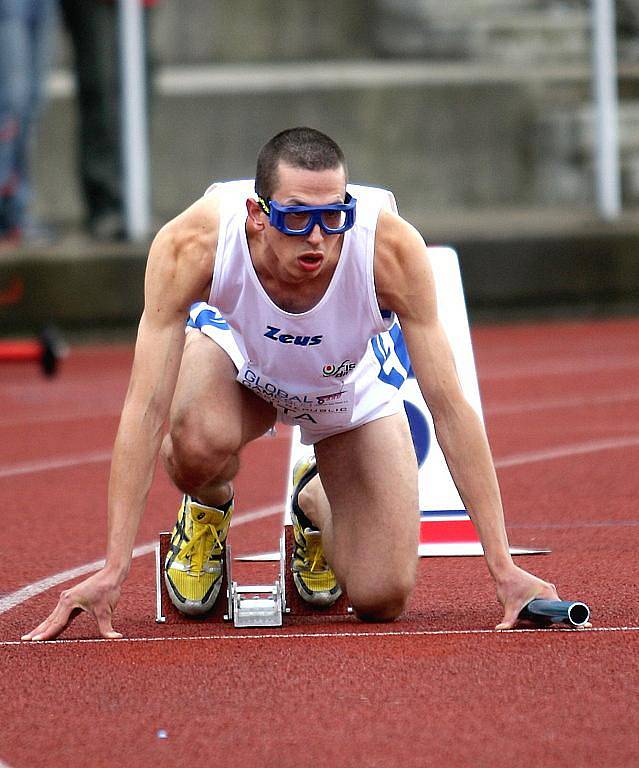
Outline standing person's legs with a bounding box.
[302,412,420,621]
[61,0,122,237]
[7,0,57,235]
[0,0,27,239]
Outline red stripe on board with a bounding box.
[420,518,480,544]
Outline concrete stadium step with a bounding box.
[53,1,591,67]
[534,100,639,203]
[373,0,590,62]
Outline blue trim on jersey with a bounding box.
[372,322,413,389]
[188,306,230,331]
[389,323,414,378]
[371,333,406,389]
[403,399,430,467]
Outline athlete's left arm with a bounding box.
[374,211,559,628]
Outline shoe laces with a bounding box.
[303,530,328,573]
[178,514,226,574]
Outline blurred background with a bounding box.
[2,0,639,336]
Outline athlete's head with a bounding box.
[248,128,350,282]
[255,127,348,200]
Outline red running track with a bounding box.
[0,318,638,767]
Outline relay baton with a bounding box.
[518,599,590,627]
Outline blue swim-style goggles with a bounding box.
[257,193,357,236]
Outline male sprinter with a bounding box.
[23,127,558,641]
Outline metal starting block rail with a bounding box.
[224,535,286,627]
[155,528,349,628]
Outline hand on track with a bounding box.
[21,569,123,642]
[494,565,560,630]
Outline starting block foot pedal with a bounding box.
[155,531,285,628]
[223,537,285,628]
[155,526,351,627]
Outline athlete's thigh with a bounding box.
[314,412,420,587]
[170,330,276,448]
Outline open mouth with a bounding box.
[298,254,323,271]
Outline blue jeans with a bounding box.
[0,0,56,235]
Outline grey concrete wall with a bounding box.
[34,66,597,227]
[153,0,374,64]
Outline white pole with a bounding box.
[118,0,151,240]
[592,0,621,220]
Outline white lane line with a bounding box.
[0,450,112,479]
[2,625,638,648]
[509,520,639,529]
[1,388,634,428]
[494,435,639,468]
[480,355,639,381]
[2,432,637,481]
[0,409,121,428]
[485,390,639,416]
[0,502,283,617]
[0,432,291,479]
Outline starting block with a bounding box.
[225,534,285,627]
[155,528,350,628]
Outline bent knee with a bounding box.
[348,577,415,623]
[169,407,241,458]
[162,418,240,487]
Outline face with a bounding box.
[254,161,348,283]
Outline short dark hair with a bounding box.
[255,127,347,199]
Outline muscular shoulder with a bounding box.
[373,209,435,321]
[158,193,220,272]
[148,193,221,303]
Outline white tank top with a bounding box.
[197,179,408,440]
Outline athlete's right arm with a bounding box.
[21,196,221,642]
